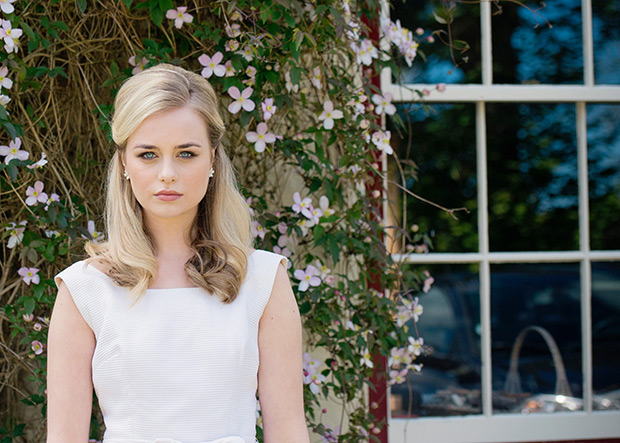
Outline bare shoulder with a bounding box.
[261,262,299,325]
[85,257,112,276]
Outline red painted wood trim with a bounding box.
[363,6,390,443]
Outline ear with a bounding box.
[119,149,127,170]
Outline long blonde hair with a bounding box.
[87,63,252,303]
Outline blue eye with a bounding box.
[139,151,156,160]
[179,151,195,158]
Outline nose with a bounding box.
[158,157,178,183]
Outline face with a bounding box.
[123,106,214,229]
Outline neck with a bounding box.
[144,213,195,261]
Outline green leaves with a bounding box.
[135,0,174,27]
[77,0,87,13]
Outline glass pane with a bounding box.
[390,0,481,84]
[491,263,582,414]
[588,104,620,250]
[592,262,620,410]
[592,0,620,84]
[388,104,478,253]
[487,103,579,252]
[492,0,583,84]
[391,264,481,417]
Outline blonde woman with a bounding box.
[46,64,309,443]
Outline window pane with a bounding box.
[390,0,481,84]
[391,264,481,418]
[588,104,620,250]
[388,104,478,253]
[487,103,579,252]
[492,0,583,84]
[593,0,620,84]
[491,263,582,414]
[592,262,620,410]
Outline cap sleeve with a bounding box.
[243,250,288,321]
[54,260,108,337]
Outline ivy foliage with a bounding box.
[0,0,439,440]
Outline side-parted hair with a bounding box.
[86,63,252,303]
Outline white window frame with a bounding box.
[382,0,620,441]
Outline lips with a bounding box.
[154,190,182,201]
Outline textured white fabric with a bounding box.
[55,250,286,443]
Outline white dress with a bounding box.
[55,250,286,443]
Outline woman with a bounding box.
[46,63,309,443]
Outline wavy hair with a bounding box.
[86,63,252,303]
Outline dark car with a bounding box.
[390,262,620,417]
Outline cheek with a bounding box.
[126,168,152,202]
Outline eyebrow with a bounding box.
[132,142,204,150]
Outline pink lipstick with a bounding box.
[154,190,182,201]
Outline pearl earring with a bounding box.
[123,170,130,180]
[209,168,214,178]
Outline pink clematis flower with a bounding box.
[350,39,378,66]
[225,23,241,38]
[412,297,424,322]
[371,130,393,155]
[0,0,16,15]
[310,67,322,90]
[26,152,48,169]
[18,267,40,285]
[408,337,424,356]
[128,56,148,75]
[307,206,323,224]
[224,39,239,52]
[0,137,29,164]
[236,46,254,62]
[251,220,266,239]
[44,193,60,211]
[5,220,26,249]
[294,265,321,292]
[198,52,226,79]
[372,92,396,116]
[227,86,255,114]
[87,220,104,243]
[223,60,236,77]
[261,98,277,121]
[389,368,408,386]
[0,66,12,90]
[319,195,335,217]
[292,192,312,218]
[25,181,48,206]
[318,100,343,130]
[166,7,193,29]
[31,340,43,355]
[245,122,276,153]
[0,20,22,53]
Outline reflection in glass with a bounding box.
[391,264,480,417]
[588,104,620,250]
[487,103,579,252]
[592,0,620,85]
[390,0,481,84]
[491,263,582,414]
[592,262,620,410]
[388,104,477,253]
[492,0,583,84]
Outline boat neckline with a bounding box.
[84,249,262,291]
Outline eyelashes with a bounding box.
[137,151,197,160]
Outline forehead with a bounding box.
[127,106,210,147]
